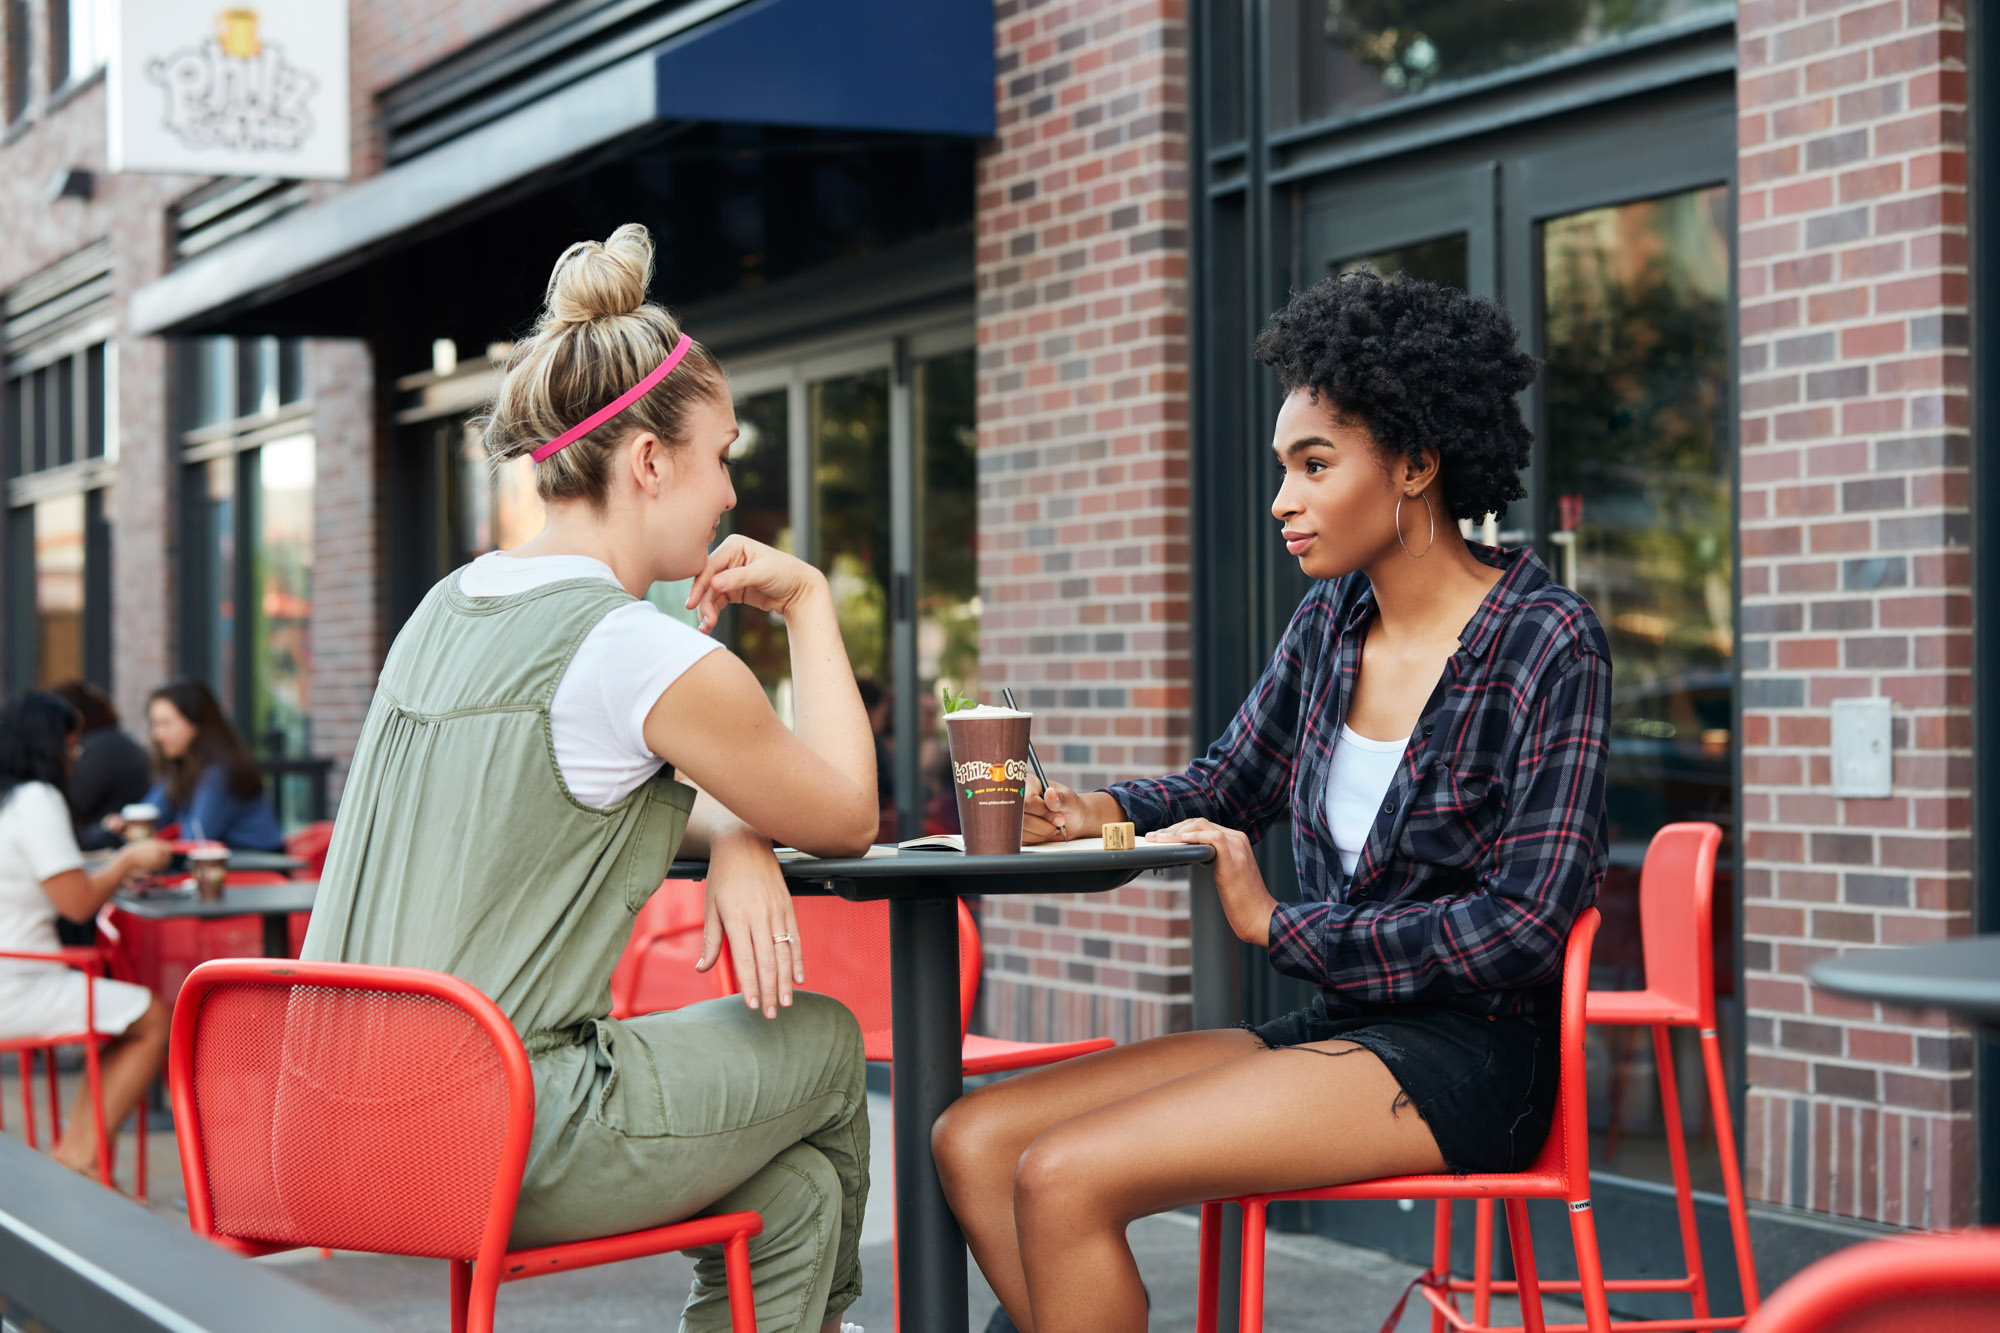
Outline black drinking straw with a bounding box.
[1001,688,1062,839]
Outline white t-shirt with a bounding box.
[1323,724,1409,877]
[0,783,84,961]
[457,552,723,808]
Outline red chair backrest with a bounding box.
[1636,822,1723,1024]
[740,898,982,1062]
[609,880,718,1018]
[1546,906,1603,1192]
[1742,1228,2000,1333]
[285,821,336,878]
[170,959,532,1266]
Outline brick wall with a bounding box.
[308,341,381,802]
[974,0,1195,1044]
[1735,0,1974,1227]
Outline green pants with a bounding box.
[514,993,869,1333]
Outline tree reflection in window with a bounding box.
[1308,0,1731,117]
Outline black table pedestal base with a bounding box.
[889,891,969,1333]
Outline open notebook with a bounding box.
[771,833,1159,861]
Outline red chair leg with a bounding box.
[1197,1201,1223,1333]
[84,1038,111,1190]
[1566,1198,1613,1333]
[1651,1023,1711,1324]
[1503,1199,1546,1333]
[449,1259,471,1333]
[1472,1197,1495,1328]
[1238,1197,1268,1333]
[44,1044,63,1138]
[17,1050,36,1148]
[134,1099,148,1202]
[1430,1200,1454,1333]
[724,1230,757,1333]
[1701,1027,1761,1314]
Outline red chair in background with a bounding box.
[171,958,764,1333]
[1197,909,1610,1333]
[609,880,732,1019]
[0,945,145,1197]
[285,821,335,877]
[1455,821,1758,1330]
[720,894,1116,1073]
[1739,1229,2000,1333]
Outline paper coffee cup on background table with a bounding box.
[188,843,230,901]
[121,803,159,842]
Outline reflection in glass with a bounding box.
[254,435,315,759]
[33,493,85,685]
[1297,0,1731,123]
[917,351,978,834]
[203,455,238,709]
[1542,185,1732,1189]
[812,372,891,689]
[727,390,795,712]
[1334,233,1469,289]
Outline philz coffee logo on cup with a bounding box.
[952,758,1031,791]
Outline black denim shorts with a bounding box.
[1244,995,1558,1175]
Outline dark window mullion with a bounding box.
[233,447,260,734]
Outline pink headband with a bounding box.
[532,333,696,463]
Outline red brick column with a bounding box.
[974,0,1194,1043]
[1735,0,1973,1227]
[308,340,380,801]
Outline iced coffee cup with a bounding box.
[121,803,159,842]
[944,705,1034,855]
[188,842,230,901]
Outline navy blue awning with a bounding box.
[655,0,994,138]
[131,0,993,335]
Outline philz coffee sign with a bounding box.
[108,2,349,179]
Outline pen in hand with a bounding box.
[1001,687,1065,841]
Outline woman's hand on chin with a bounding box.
[685,534,828,633]
[1150,818,1276,947]
[697,829,804,1019]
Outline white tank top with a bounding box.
[1322,724,1410,877]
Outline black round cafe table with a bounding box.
[1809,935,2000,1040]
[669,843,1214,1333]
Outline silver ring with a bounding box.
[773,933,794,944]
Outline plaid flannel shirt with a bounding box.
[1104,546,1610,1024]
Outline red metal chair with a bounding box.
[1197,908,1609,1333]
[609,880,732,1019]
[285,821,336,877]
[720,895,1116,1073]
[1739,1229,2000,1333]
[1455,822,1757,1331]
[0,945,143,1196]
[170,958,763,1333]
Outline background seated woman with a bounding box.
[0,690,174,1179]
[932,272,1614,1333]
[100,679,283,852]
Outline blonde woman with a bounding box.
[303,225,877,1333]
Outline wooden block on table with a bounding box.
[1102,822,1136,850]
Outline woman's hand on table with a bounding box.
[119,838,174,879]
[1149,818,1276,947]
[685,534,830,633]
[101,813,126,836]
[696,828,804,1019]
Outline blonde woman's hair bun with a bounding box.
[543,222,655,330]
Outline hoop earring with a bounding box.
[1395,491,1436,559]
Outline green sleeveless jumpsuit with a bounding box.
[302,572,868,1332]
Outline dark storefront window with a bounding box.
[916,349,979,831]
[726,388,795,708]
[1288,0,1733,126]
[3,338,112,693]
[814,370,893,688]
[179,335,314,788]
[1542,184,1735,1187]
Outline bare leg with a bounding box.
[933,1028,1264,1326]
[1013,1039,1446,1333]
[51,997,169,1178]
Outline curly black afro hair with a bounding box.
[1253,271,1540,523]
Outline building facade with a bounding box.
[0,0,1989,1302]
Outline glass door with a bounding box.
[727,328,977,840]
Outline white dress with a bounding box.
[0,783,152,1041]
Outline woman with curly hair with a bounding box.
[932,272,1613,1333]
